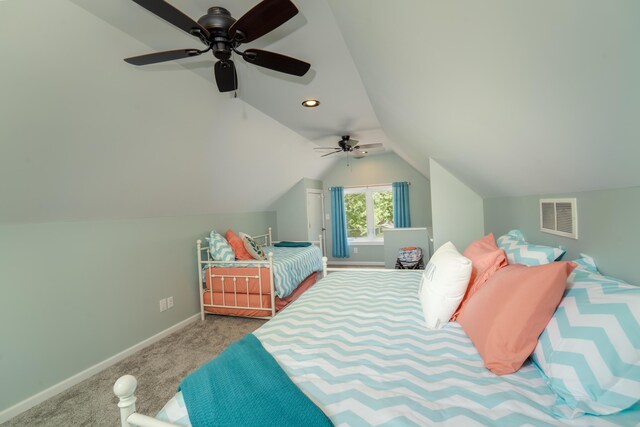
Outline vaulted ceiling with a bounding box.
[1,0,639,223]
[328,0,640,197]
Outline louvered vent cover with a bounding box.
[540,198,578,239]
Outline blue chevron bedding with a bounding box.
[206,245,322,298]
[264,245,322,298]
[158,271,640,426]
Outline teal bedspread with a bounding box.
[274,241,312,247]
[178,333,332,427]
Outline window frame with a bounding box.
[344,185,393,244]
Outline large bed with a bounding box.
[115,267,639,426]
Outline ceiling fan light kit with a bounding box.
[124,0,311,92]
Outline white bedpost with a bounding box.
[319,233,323,256]
[268,252,276,317]
[114,375,137,427]
[268,227,273,246]
[322,256,328,278]
[197,240,205,321]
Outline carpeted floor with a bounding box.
[3,315,265,427]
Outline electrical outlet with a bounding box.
[167,296,174,309]
[159,298,167,312]
[353,247,359,254]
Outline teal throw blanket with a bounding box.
[179,333,333,427]
[274,241,312,247]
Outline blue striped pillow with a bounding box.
[532,269,640,416]
[497,230,565,266]
[572,253,600,274]
[208,230,235,262]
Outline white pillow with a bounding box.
[239,232,266,260]
[418,241,472,329]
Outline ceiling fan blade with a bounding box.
[131,0,210,39]
[214,60,238,92]
[229,0,298,43]
[243,49,310,76]
[124,49,202,65]
[314,147,341,150]
[321,151,341,158]
[354,143,383,150]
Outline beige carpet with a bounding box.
[3,315,265,427]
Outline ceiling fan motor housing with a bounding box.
[198,7,236,60]
[339,135,357,151]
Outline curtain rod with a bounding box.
[328,182,410,191]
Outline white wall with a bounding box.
[271,178,323,241]
[0,212,275,415]
[430,158,484,251]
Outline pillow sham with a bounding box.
[572,253,599,274]
[531,269,640,417]
[497,229,565,266]
[458,261,576,375]
[241,233,266,260]
[225,229,253,260]
[451,233,507,320]
[208,230,235,262]
[418,242,472,329]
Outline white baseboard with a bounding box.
[328,261,385,267]
[0,313,200,424]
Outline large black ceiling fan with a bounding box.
[315,135,383,159]
[124,0,311,92]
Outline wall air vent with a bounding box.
[540,198,578,239]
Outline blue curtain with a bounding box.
[330,187,350,258]
[392,182,411,228]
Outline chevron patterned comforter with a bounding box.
[158,271,639,426]
[265,245,323,298]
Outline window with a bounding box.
[345,186,394,242]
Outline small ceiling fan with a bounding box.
[315,135,383,159]
[124,0,311,92]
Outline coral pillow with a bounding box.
[451,233,507,320]
[458,261,576,375]
[225,230,253,260]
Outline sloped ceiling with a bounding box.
[68,0,426,171]
[3,0,638,224]
[328,0,640,197]
[0,0,332,223]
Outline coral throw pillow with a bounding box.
[226,230,253,260]
[451,233,507,320]
[457,261,576,375]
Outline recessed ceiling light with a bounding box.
[302,99,320,107]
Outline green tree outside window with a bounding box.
[344,188,394,240]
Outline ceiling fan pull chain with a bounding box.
[232,51,238,98]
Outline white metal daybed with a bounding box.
[198,227,323,320]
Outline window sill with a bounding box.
[348,240,384,246]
